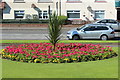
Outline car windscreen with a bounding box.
[77,25,86,30]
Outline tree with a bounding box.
[47,12,64,50]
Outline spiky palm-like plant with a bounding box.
[47,12,64,50]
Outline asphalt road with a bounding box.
[1,28,120,40]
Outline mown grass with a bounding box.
[1,40,120,43]
[2,47,119,78]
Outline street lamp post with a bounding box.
[59,0,61,16]
[48,5,51,18]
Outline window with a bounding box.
[67,0,80,1]
[95,0,105,1]
[84,26,108,31]
[98,19,118,24]
[38,0,52,3]
[84,26,96,31]
[38,10,52,19]
[67,10,80,19]
[14,10,24,19]
[94,10,105,20]
[95,0,106,2]
[96,26,108,30]
[108,20,117,24]
[67,0,81,3]
[14,0,25,3]
[98,20,107,23]
[43,11,48,19]
[39,11,42,19]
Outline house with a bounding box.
[1,0,120,21]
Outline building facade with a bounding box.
[1,0,120,20]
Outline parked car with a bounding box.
[94,19,120,31]
[67,24,115,40]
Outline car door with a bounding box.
[80,26,96,39]
[94,26,109,38]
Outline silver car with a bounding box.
[67,24,115,40]
[94,19,120,31]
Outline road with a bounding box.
[1,28,120,40]
[1,28,71,40]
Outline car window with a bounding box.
[77,25,86,30]
[84,26,96,31]
[98,20,107,23]
[108,20,117,24]
[96,26,109,30]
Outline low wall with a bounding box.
[0,23,48,27]
[0,23,82,28]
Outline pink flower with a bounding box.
[3,43,115,63]
[56,56,61,58]
[10,53,13,54]
[32,55,38,58]
[48,55,53,58]
[101,48,106,50]
[32,52,36,54]
[54,54,59,56]
[26,54,30,57]
[63,54,70,57]
[77,56,81,57]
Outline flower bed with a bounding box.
[0,43,117,63]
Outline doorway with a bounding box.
[0,9,3,19]
[117,10,120,20]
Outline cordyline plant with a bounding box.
[47,12,64,50]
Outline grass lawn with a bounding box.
[2,47,118,78]
[1,40,120,43]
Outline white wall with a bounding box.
[3,0,55,19]
[61,0,117,20]
[3,0,117,20]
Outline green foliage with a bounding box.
[47,12,64,50]
[58,15,67,24]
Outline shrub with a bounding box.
[58,16,70,24]
[58,16,67,23]
[47,12,64,50]
[0,43,117,63]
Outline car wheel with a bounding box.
[72,35,80,40]
[100,35,108,40]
